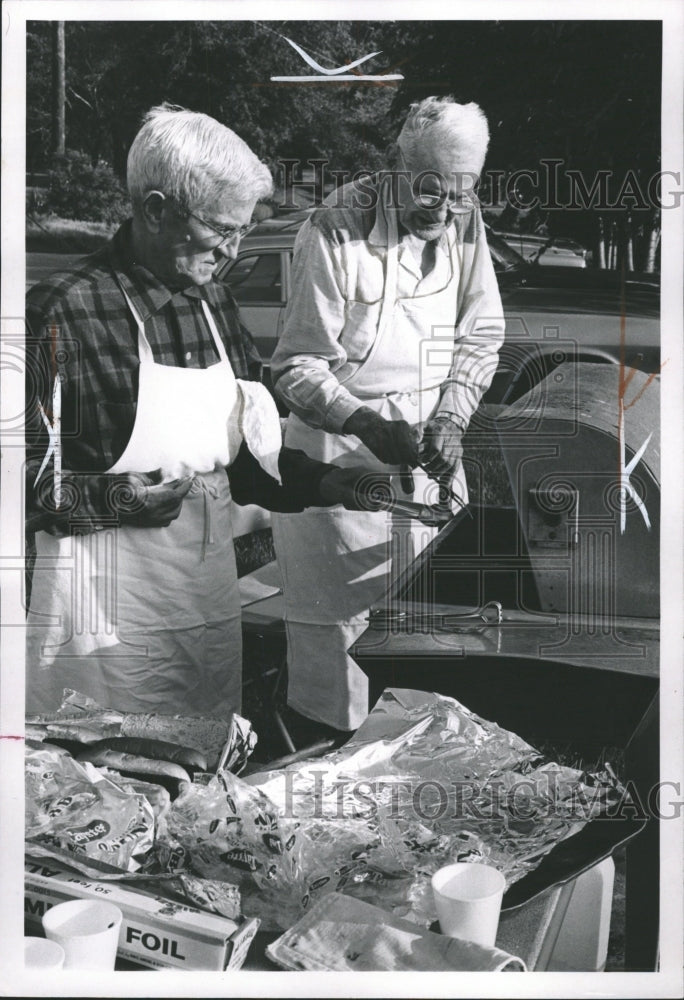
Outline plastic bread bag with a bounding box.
[158,769,305,929]
[25,741,155,872]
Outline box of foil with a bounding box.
[24,859,259,971]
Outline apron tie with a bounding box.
[190,475,220,562]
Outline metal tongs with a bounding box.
[368,600,504,632]
[369,464,472,527]
[373,496,454,528]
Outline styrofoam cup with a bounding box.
[24,937,65,970]
[41,899,123,970]
[431,862,506,947]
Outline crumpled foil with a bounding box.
[158,689,624,930]
[25,688,257,772]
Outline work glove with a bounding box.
[343,407,421,468]
[29,471,193,534]
[318,467,397,511]
[419,415,464,479]
[103,473,194,527]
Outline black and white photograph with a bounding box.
[1,1,682,996]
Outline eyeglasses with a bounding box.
[412,191,479,215]
[397,153,479,215]
[185,208,257,245]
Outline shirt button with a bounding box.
[185,351,192,360]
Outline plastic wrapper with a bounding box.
[160,688,625,930]
[26,688,256,771]
[25,741,155,872]
[167,874,242,920]
[158,769,305,930]
[108,774,172,822]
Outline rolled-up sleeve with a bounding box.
[435,213,505,430]
[271,221,364,434]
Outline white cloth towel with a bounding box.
[266,892,526,972]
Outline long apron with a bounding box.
[27,292,280,717]
[271,199,467,730]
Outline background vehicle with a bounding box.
[492,229,591,268]
[25,216,659,406]
[215,217,660,405]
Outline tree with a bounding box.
[26,18,661,268]
[50,21,65,156]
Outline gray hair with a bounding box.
[127,103,273,214]
[397,96,490,175]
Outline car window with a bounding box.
[484,226,526,273]
[225,253,282,303]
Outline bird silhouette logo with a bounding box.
[271,36,403,82]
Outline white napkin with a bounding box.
[236,380,283,484]
[265,893,526,972]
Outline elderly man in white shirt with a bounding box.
[271,97,505,734]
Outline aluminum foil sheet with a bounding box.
[160,689,624,930]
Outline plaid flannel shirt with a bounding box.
[25,220,263,476]
[25,221,333,521]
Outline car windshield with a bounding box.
[484,226,527,272]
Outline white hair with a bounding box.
[397,96,490,175]
[127,103,273,215]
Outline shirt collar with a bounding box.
[108,221,208,321]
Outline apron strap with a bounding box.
[189,474,220,561]
[200,299,231,365]
[377,179,399,338]
[34,375,62,507]
[338,177,399,390]
[118,284,155,363]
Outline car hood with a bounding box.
[498,265,660,320]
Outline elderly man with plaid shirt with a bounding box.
[25,104,374,718]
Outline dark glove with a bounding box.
[29,471,193,534]
[318,467,397,511]
[104,473,194,527]
[343,407,421,467]
[419,415,464,478]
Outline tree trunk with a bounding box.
[624,214,634,272]
[51,21,66,156]
[645,221,661,273]
[608,220,617,269]
[597,217,606,269]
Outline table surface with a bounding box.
[104,880,572,972]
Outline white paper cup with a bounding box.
[431,862,506,948]
[42,900,123,970]
[24,937,65,970]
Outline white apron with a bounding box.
[27,290,281,717]
[271,199,467,730]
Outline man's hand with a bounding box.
[29,470,194,534]
[318,467,396,511]
[419,415,464,478]
[108,473,194,527]
[343,407,421,467]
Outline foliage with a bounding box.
[27,20,398,182]
[44,150,130,223]
[26,19,661,253]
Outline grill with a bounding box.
[351,363,660,968]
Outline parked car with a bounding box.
[493,229,591,268]
[25,217,659,406]
[26,252,85,290]
[215,217,660,405]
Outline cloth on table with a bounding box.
[265,892,526,971]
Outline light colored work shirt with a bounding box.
[272,176,505,433]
